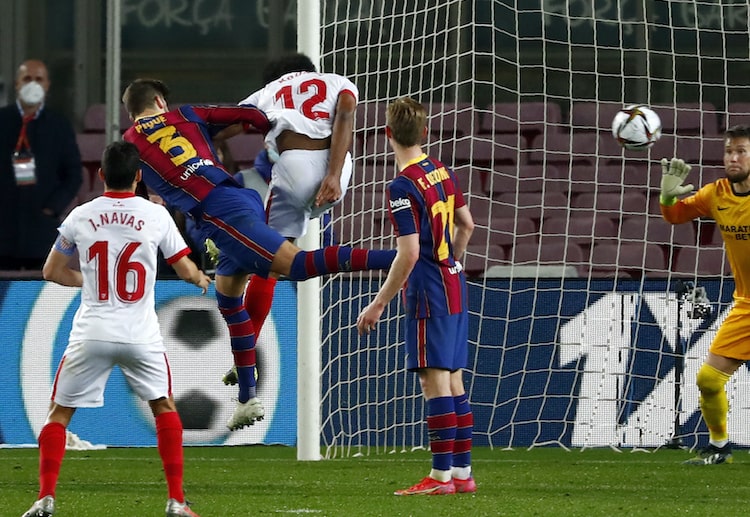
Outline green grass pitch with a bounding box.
[2,446,749,516]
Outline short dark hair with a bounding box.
[725,125,750,140]
[101,141,140,190]
[122,78,170,119]
[262,53,317,84]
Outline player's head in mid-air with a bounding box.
[385,96,428,148]
[262,53,317,84]
[100,141,141,191]
[725,125,750,185]
[122,78,170,119]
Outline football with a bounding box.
[611,105,662,150]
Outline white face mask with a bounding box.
[18,81,45,105]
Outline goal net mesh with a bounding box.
[317,0,750,455]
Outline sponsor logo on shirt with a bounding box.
[390,197,412,212]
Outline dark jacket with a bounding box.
[0,103,82,259]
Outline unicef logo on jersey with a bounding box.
[14,281,284,446]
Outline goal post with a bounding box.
[311,0,750,456]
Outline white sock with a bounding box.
[709,439,728,449]
[429,468,452,483]
[452,466,472,480]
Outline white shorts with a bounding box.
[267,149,352,239]
[51,340,172,407]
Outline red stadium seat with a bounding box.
[653,102,720,136]
[672,247,729,276]
[480,102,563,141]
[494,191,569,223]
[539,214,618,250]
[428,102,477,137]
[725,103,750,128]
[83,103,131,133]
[527,132,598,165]
[620,216,697,247]
[590,242,667,277]
[463,244,507,277]
[568,101,623,133]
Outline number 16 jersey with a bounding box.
[57,192,191,346]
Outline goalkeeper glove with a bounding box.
[205,238,220,266]
[660,157,693,206]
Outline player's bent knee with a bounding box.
[696,363,729,395]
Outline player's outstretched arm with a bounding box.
[172,256,212,294]
[660,157,693,206]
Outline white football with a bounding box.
[611,105,662,150]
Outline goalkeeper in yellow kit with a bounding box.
[660,124,750,465]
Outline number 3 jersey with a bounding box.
[56,192,191,345]
[123,105,270,213]
[238,71,358,153]
[387,154,468,319]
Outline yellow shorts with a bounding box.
[710,301,750,360]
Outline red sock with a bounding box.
[156,411,184,502]
[38,422,66,498]
[244,275,277,337]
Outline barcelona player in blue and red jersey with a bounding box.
[357,97,476,495]
[122,79,395,431]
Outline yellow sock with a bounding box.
[696,363,731,443]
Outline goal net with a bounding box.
[316,0,750,455]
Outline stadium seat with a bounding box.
[428,102,477,137]
[355,100,388,135]
[620,215,697,247]
[76,132,107,201]
[725,103,750,128]
[568,101,624,133]
[437,136,497,167]
[651,134,725,166]
[590,242,667,277]
[672,246,729,276]
[653,102,720,135]
[538,214,619,250]
[487,164,566,194]
[465,195,493,222]
[511,241,586,265]
[480,102,563,142]
[362,132,395,163]
[570,191,648,220]
[494,190,569,223]
[82,103,131,133]
[527,132,598,165]
[567,164,653,195]
[484,216,538,248]
[463,244,507,277]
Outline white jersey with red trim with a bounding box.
[57,193,191,345]
[239,71,359,152]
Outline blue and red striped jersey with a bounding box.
[123,105,270,213]
[387,154,468,318]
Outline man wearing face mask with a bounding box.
[0,59,82,270]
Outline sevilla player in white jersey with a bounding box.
[221,53,359,388]
[22,141,210,517]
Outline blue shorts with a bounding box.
[405,310,468,371]
[193,183,286,277]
